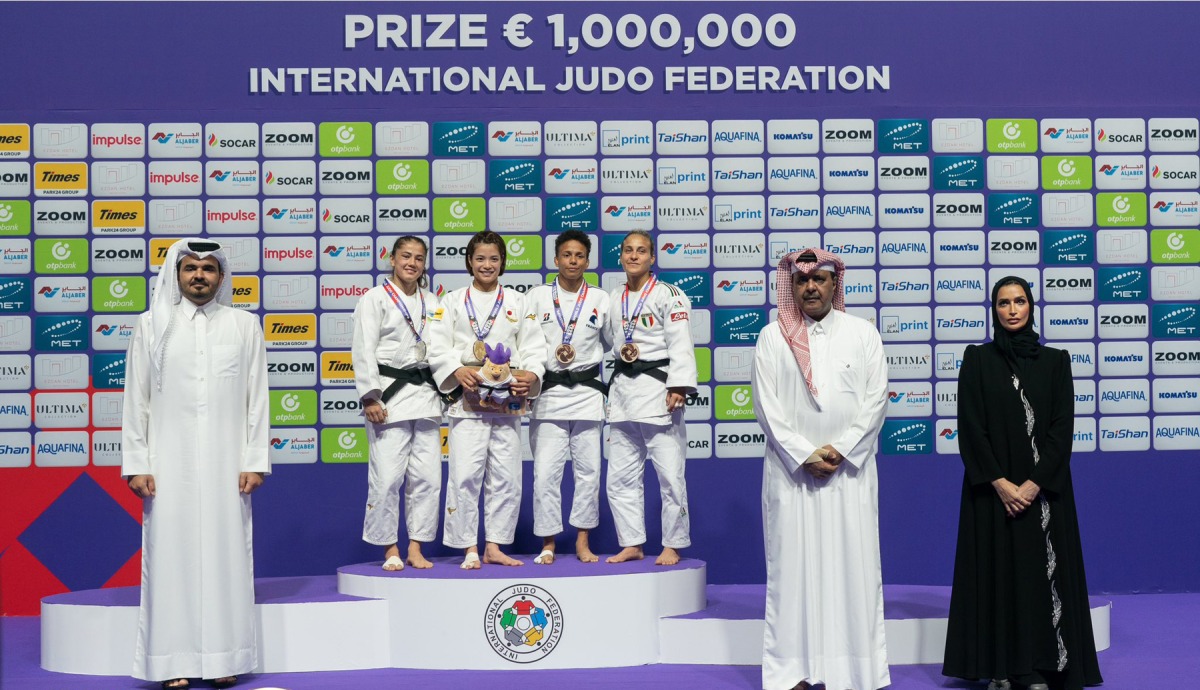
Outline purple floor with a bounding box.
[7,592,1198,689]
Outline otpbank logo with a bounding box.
[933,156,984,190]
[433,197,486,233]
[1041,156,1093,190]
[375,160,429,195]
[270,390,318,426]
[33,163,87,197]
[34,239,88,274]
[1151,229,1200,263]
[546,197,598,232]
[986,119,1037,153]
[432,122,485,157]
[264,313,317,349]
[714,385,756,420]
[0,201,30,236]
[1096,193,1147,226]
[987,194,1038,227]
[321,428,368,463]
[91,276,147,312]
[504,235,543,271]
[0,124,30,158]
[878,119,928,153]
[319,122,372,157]
[34,315,87,351]
[881,419,933,454]
[489,159,542,194]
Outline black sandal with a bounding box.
[211,677,237,689]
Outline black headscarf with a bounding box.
[990,276,1041,369]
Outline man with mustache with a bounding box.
[122,239,270,690]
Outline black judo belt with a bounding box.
[378,364,437,404]
[542,363,608,396]
[611,357,669,384]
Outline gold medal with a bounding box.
[619,343,640,363]
[555,344,576,365]
[472,340,488,363]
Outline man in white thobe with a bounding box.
[752,248,890,690]
[122,238,270,689]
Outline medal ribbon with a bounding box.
[552,279,589,346]
[382,280,426,343]
[465,285,504,342]
[621,274,657,344]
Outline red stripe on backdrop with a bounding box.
[0,541,67,616]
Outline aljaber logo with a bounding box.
[933,156,984,190]
[882,419,933,454]
[1098,266,1148,301]
[1153,304,1199,338]
[658,271,710,307]
[433,122,485,156]
[489,160,542,194]
[0,278,31,311]
[545,197,597,232]
[92,353,126,389]
[35,315,87,351]
[878,119,928,153]
[987,194,1039,227]
[939,428,959,439]
[714,308,765,345]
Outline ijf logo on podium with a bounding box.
[485,584,563,663]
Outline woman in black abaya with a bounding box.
[943,276,1102,690]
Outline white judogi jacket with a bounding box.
[525,281,610,422]
[351,281,442,421]
[605,278,697,425]
[427,285,547,419]
[752,311,891,690]
[122,300,269,681]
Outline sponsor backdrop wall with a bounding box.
[2,2,1198,614]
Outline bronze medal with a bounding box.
[619,343,640,363]
[472,340,488,363]
[555,343,576,365]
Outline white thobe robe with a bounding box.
[752,311,890,690]
[121,300,270,682]
[525,282,610,536]
[351,282,444,546]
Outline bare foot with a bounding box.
[382,544,404,571]
[406,540,433,569]
[482,543,523,566]
[534,537,556,565]
[461,548,482,570]
[791,682,811,690]
[576,530,599,563]
[655,547,682,566]
[606,545,644,563]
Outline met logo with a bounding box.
[658,271,711,308]
[92,353,126,389]
[1152,304,1199,339]
[545,197,597,232]
[35,315,86,351]
[713,309,766,345]
[1043,230,1095,264]
[987,194,1039,227]
[882,419,933,454]
[432,122,485,157]
[1098,267,1149,301]
[488,159,542,194]
[878,119,928,153]
[933,156,984,190]
[0,278,31,312]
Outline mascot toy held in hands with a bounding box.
[477,342,517,410]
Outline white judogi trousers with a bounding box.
[606,418,691,549]
[443,416,523,548]
[529,419,602,537]
[362,417,442,545]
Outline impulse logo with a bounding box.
[1044,230,1095,263]
[878,119,928,153]
[433,122,484,156]
[1153,304,1199,338]
[488,159,541,194]
[882,420,932,454]
[988,194,1038,227]
[714,309,766,344]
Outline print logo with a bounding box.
[485,584,563,663]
